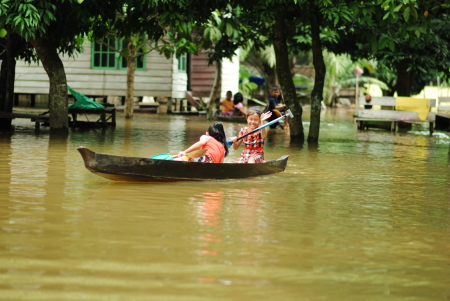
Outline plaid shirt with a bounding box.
[234,127,265,163]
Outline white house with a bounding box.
[13,39,240,103]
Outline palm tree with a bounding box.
[322,52,388,106]
[240,44,277,100]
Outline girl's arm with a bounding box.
[232,138,242,150]
[260,112,272,139]
[275,103,286,110]
[178,135,208,156]
[231,127,246,150]
[239,106,247,115]
[230,136,242,150]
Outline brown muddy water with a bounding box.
[0,108,449,301]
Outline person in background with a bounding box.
[220,91,234,117]
[232,92,247,116]
[230,108,272,163]
[364,94,373,109]
[265,86,288,129]
[176,122,229,163]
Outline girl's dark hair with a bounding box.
[246,107,262,118]
[233,92,243,105]
[208,121,229,156]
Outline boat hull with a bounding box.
[77,147,289,182]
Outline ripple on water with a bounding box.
[0,109,449,300]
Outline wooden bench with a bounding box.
[138,103,159,113]
[354,96,436,135]
[68,106,116,128]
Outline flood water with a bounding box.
[1,108,449,301]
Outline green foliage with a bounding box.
[239,78,258,96]
[239,69,258,96]
[0,0,57,40]
[192,6,254,65]
[293,74,313,87]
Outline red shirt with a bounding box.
[200,135,225,163]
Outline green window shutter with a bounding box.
[91,38,118,70]
[120,54,146,71]
[177,53,186,72]
[120,40,146,71]
[92,38,146,70]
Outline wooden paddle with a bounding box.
[226,109,294,147]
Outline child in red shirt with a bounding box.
[176,122,229,163]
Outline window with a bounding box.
[177,53,187,72]
[92,38,146,71]
[92,38,117,69]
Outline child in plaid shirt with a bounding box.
[231,108,272,163]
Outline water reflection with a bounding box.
[190,191,223,226]
[0,132,12,205]
[167,117,187,154]
[9,134,49,198]
[1,109,450,300]
[122,118,133,155]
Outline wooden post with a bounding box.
[353,66,363,109]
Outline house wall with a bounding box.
[190,53,215,98]
[190,51,240,99]
[14,42,187,99]
[171,58,188,99]
[221,49,239,98]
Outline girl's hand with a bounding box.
[261,111,272,122]
[230,136,237,143]
[176,151,186,158]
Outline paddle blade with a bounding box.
[226,141,233,147]
[286,109,294,118]
[149,153,174,160]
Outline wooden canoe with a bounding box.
[77,147,289,182]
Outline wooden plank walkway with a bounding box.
[354,96,436,135]
[0,107,116,129]
[0,112,50,129]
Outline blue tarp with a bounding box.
[249,76,265,86]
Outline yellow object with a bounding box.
[273,109,283,117]
[396,97,430,121]
[221,99,234,112]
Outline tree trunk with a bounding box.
[0,34,24,128]
[29,36,68,132]
[262,62,277,101]
[0,49,7,112]
[207,60,222,120]
[308,13,326,144]
[396,60,413,97]
[273,14,304,142]
[125,41,136,119]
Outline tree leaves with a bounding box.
[225,22,233,37]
